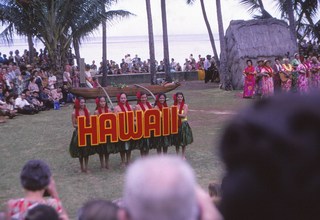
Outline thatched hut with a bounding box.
[224,18,298,89]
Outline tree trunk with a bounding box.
[27,33,34,64]
[146,0,156,85]
[199,0,220,68]
[73,38,81,67]
[101,3,108,87]
[216,0,229,90]
[257,0,272,18]
[286,0,297,48]
[161,0,171,81]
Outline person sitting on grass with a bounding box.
[0,94,17,119]
[39,87,54,109]
[15,91,36,115]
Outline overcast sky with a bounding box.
[106,0,280,37]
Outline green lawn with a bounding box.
[0,81,252,219]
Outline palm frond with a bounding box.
[186,0,197,5]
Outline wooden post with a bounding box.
[79,58,86,87]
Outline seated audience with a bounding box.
[39,87,53,109]
[15,91,36,114]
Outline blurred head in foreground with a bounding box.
[122,155,222,220]
[77,199,119,220]
[219,93,320,220]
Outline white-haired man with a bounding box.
[120,156,222,220]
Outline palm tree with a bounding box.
[99,1,133,86]
[160,0,171,81]
[0,0,37,64]
[216,0,229,89]
[146,0,156,84]
[0,0,132,74]
[186,0,220,67]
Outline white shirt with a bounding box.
[15,97,30,108]
[204,59,211,70]
[63,71,71,83]
[48,75,57,89]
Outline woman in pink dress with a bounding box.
[261,60,274,97]
[281,58,293,92]
[242,59,255,98]
[309,56,320,91]
[296,63,309,94]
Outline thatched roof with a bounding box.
[226,18,297,59]
[224,18,298,89]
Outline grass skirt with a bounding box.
[135,138,150,151]
[69,129,95,158]
[93,137,118,155]
[172,121,193,147]
[116,140,133,152]
[151,135,171,150]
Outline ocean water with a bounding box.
[0,34,220,65]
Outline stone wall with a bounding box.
[224,18,298,89]
[96,71,199,85]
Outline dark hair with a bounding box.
[208,182,221,197]
[25,205,59,220]
[20,160,51,191]
[175,92,186,102]
[154,92,167,106]
[5,94,14,103]
[219,93,320,220]
[78,199,119,220]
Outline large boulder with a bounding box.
[224,18,297,89]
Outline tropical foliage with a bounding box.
[186,0,220,68]
[239,0,320,43]
[0,0,132,73]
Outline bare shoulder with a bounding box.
[135,105,141,111]
[114,105,120,113]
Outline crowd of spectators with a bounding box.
[94,53,218,75]
[0,49,75,123]
[0,47,219,123]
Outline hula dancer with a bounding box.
[172,92,193,160]
[114,93,133,167]
[135,91,153,156]
[153,93,171,154]
[94,96,116,169]
[69,97,94,173]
